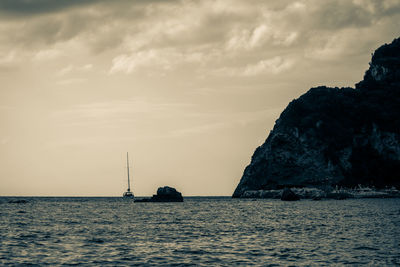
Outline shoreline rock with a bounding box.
[238,186,400,200]
[281,188,300,201]
[8,199,28,204]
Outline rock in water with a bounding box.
[281,188,300,201]
[8,199,28,204]
[152,186,183,202]
[233,37,400,198]
[135,186,183,202]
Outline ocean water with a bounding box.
[0,197,399,266]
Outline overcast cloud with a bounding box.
[1,0,399,196]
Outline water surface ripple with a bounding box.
[1,197,399,266]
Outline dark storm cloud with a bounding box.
[310,0,400,30]
[0,0,179,16]
[0,0,165,51]
[1,13,92,49]
[1,0,399,73]
[312,2,373,29]
[0,0,97,15]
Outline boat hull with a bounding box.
[123,191,134,198]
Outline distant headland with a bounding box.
[233,37,400,199]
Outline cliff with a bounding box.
[233,37,400,198]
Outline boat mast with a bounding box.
[127,152,131,192]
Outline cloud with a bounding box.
[109,49,204,74]
[57,64,93,76]
[109,51,162,74]
[0,0,98,16]
[0,51,18,69]
[33,49,61,61]
[215,56,295,77]
[0,49,27,72]
[0,14,88,56]
[0,0,399,75]
[309,1,373,30]
[243,57,295,76]
[225,21,299,51]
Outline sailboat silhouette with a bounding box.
[123,152,134,198]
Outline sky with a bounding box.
[1,0,400,196]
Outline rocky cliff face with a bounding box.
[233,37,400,198]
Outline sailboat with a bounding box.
[123,152,134,198]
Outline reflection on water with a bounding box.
[0,197,399,265]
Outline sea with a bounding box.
[0,197,399,266]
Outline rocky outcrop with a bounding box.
[8,199,28,204]
[135,186,183,202]
[233,37,400,198]
[237,186,400,199]
[281,188,300,201]
[152,186,183,202]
